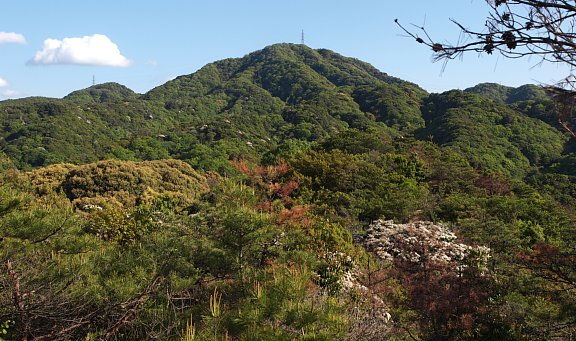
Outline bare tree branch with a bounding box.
[6,260,28,341]
[100,275,162,341]
[396,0,576,136]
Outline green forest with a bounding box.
[1,43,575,340]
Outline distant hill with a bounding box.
[464,82,562,128]
[464,82,550,104]
[0,44,428,169]
[64,82,140,103]
[418,90,567,177]
[143,43,428,138]
[0,43,572,176]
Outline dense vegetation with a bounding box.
[1,43,575,340]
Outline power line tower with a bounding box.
[301,30,305,45]
[92,75,96,86]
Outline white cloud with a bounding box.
[2,89,22,98]
[29,34,131,67]
[0,78,8,87]
[0,32,26,44]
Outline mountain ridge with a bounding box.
[0,43,571,175]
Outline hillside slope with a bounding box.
[0,43,572,177]
[0,44,429,169]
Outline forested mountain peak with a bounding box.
[465,82,549,104]
[64,82,139,103]
[144,43,425,103]
[418,89,567,176]
[0,44,432,169]
[0,43,571,176]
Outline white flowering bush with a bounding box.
[364,220,490,271]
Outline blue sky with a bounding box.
[0,0,572,99]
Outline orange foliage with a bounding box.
[518,241,576,287]
[233,158,300,208]
[232,159,290,180]
[277,205,312,227]
[232,159,315,228]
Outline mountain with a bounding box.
[2,44,576,340]
[143,43,427,140]
[0,94,175,168]
[465,82,550,104]
[64,82,140,103]
[0,43,572,176]
[0,43,428,170]
[418,89,567,177]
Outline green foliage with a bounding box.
[465,82,550,104]
[290,148,429,223]
[526,171,576,207]
[64,82,140,103]
[84,205,156,245]
[230,266,348,340]
[319,128,395,155]
[0,320,13,341]
[260,139,313,165]
[0,94,178,168]
[0,171,212,340]
[1,43,576,340]
[353,83,426,131]
[465,82,513,103]
[0,44,433,171]
[55,159,207,208]
[419,90,568,177]
[128,136,170,160]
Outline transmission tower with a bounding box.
[301,30,305,45]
